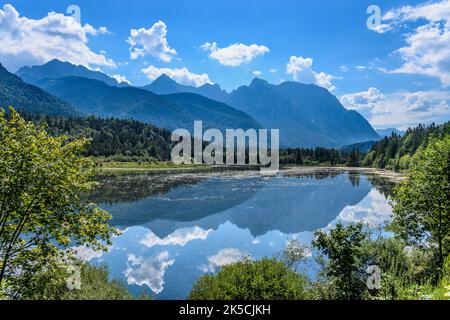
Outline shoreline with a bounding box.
[98,163,406,180]
[281,165,406,180]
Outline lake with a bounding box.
[81,168,398,299]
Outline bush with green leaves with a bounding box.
[312,223,369,300]
[61,263,149,300]
[363,236,436,300]
[390,135,450,279]
[0,108,118,299]
[13,260,148,300]
[188,258,310,300]
[393,256,450,300]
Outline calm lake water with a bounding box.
[82,169,397,299]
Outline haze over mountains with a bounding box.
[376,128,405,138]
[1,59,384,147]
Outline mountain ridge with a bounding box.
[16,59,128,87]
[143,74,380,147]
[34,76,261,132]
[12,60,380,148]
[376,128,406,137]
[143,74,229,102]
[0,63,79,116]
[225,78,380,147]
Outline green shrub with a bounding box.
[61,264,143,300]
[14,261,148,300]
[188,258,310,300]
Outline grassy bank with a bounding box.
[97,161,211,173]
[95,161,406,183]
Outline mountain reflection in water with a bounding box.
[83,170,395,299]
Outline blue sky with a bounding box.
[0,0,449,129]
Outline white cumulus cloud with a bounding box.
[111,74,131,85]
[141,65,212,87]
[72,245,108,262]
[201,42,269,67]
[0,4,115,72]
[340,87,450,128]
[340,87,385,111]
[375,0,450,86]
[286,56,337,91]
[84,23,110,36]
[124,252,175,294]
[127,21,177,62]
[253,70,262,77]
[140,226,212,248]
[200,248,249,273]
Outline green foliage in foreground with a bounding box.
[313,223,368,300]
[390,136,450,278]
[61,264,149,300]
[10,261,149,300]
[393,256,450,300]
[0,108,117,299]
[188,258,310,300]
[189,227,449,301]
[431,257,450,300]
[312,225,436,300]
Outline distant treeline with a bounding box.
[22,114,174,161]
[20,113,364,165]
[363,121,450,170]
[19,113,450,169]
[280,147,361,167]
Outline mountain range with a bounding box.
[341,140,377,153]
[2,59,383,147]
[145,75,380,147]
[376,128,406,138]
[33,76,260,132]
[225,78,380,147]
[0,63,78,116]
[16,59,128,87]
[141,73,380,147]
[143,74,229,102]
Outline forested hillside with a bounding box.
[23,113,364,165]
[24,114,174,161]
[363,121,450,170]
[18,112,450,169]
[0,63,78,116]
